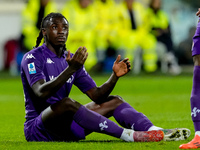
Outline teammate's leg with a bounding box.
[180,55,200,149]
[179,18,200,148]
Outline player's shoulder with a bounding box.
[22,46,44,63]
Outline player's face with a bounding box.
[45,17,69,46]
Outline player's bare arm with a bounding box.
[196,8,200,17]
[86,55,131,103]
[32,46,88,99]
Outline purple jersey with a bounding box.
[21,44,96,122]
[192,19,200,56]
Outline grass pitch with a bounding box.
[0,72,194,150]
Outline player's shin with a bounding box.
[113,103,153,131]
[73,105,124,138]
[191,66,200,132]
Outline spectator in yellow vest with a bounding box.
[145,0,181,75]
[116,0,158,74]
[20,0,57,51]
[92,0,120,72]
[62,0,97,71]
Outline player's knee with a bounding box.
[108,95,126,106]
[61,97,81,112]
[193,55,200,66]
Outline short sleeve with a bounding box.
[21,50,46,87]
[73,66,96,93]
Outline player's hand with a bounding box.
[196,8,200,17]
[112,55,131,77]
[66,46,88,71]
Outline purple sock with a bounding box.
[113,103,153,131]
[191,66,200,131]
[73,105,123,138]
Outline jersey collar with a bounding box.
[42,44,65,58]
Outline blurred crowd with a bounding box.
[4,0,195,75]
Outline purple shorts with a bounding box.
[192,20,200,56]
[24,113,85,142]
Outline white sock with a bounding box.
[148,125,163,131]
[120,129,135,142]
[195,131,200,136]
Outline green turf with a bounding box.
[0,73,195,150]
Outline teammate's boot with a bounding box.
[133,130,164,142]
[179,134,200,149]
[162,128,191,141]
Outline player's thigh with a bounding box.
[41,97,81,137]
[42,97,81,122]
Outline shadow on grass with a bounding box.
[0,139,124,144]
[78,140,124,143]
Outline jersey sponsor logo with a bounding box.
[191,107,200,117]
[99,120,108,131]
[67,75,74,83]
[28,62,36,74]
[25,54,35,60]
[47,58,54,64]
[48,75,74,83]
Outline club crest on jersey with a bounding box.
[28,62,36,74]
[25,54,35,60]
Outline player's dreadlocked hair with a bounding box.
[34,12,68,50]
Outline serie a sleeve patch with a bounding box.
[28,62,36,74]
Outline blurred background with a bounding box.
[0,0,199,76]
